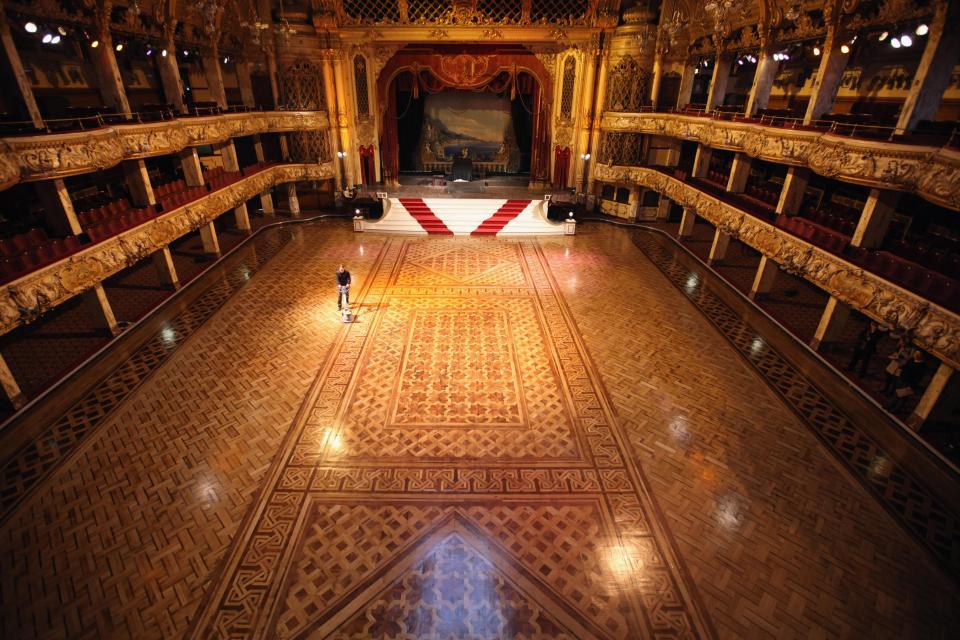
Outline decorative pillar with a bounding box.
[236,60,256,108]
[895,1,960,134]
[692,144,712,178]
[708,229,730,264]
[253,135,266,163]
[908,363,959,430]
[216,140,240,172]
[677,61,696,108]
[0,353,25,410]
[234,203,251,232]
[122,159,156,207]
[586,45,612,194]
[678,208,696,237]
[321,56,345,188]
[745,48,778,116]
[0,10,43,126]
[851,189,900,249]
[91,24,131,116]
[265,48,280,108]
[156,33,186,113]
[35,180,82,236]
[803,28,851,123]
[725,153,752,193]
[260,192,275,215]
[152,246,180,289]
[279,133,291,161]
[83,284,120,336]
[179,148,205,187]
[656,196,671,220]
[810,296,851,350]
[198,222,221,257]
[650,53,664,108]
[576,48,600,194]
[749,255,778,299]
[287,183,300,216]
[775,167,810,215]
[203,47,228,109]
[705,53,731,110]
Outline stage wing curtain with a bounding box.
[553,146,571,188]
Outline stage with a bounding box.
[366,175,577,202]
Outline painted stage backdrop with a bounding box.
[416,91,521,172]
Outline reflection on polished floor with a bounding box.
[1,222,957,639]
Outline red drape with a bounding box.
[358,145,376,185]
[380,79,400,182]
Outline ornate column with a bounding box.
[677,60,696,108]
[678,207,696,237]
[650,52,664,108]
[725,153,752,193]
[179,148,205,187]
[810,296,851,350]
[236,60,256,108]
[83,284,120,336]
[908,363,959,430]
[91,16,132,115]
[576,48,599,196]
[122,160,156,207]
[655,196,671,220]
[586,42,612,197]
[0,354,25,410]
[216,141,240,172]
[692,145,712,178]
[745,44,778,116]
[152,246,180,289]
[895,0,960,134]
[705,52,731,110]
[775,167,810,215]
[749,256,778,299]
[204,45,228,109]
[157,31,186,113]
[851,189,900,249]
[198,222,221,257]
[333,54,359,187]
[321,55,346,189]
[708,229,731,264]
[286,183,300,216]
[34,180,82,236]
[803,24,850,123]
[0,9,43,126]
[266,48,280,109]
[234,203,251,231]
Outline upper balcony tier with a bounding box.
[0,110,330,190]
[600,109,960,212]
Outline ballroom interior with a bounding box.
[0,0,959,638]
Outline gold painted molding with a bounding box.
[594,163,960,370]
[0,111,330,188]
[601,112,960,211]
[0,163,335,337]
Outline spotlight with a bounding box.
[42,33,53,44]
[183,50,189,56]
[161,49,168,57]
[737,58,744,65]
[24,22,37,33]
[50,35,61,44]
[890,37,901,48]
[222,56,229,64]
[900,34,913,47]
[813,46,821,56]
[782,54,790,61]
[879,31,889,41]
[57,26,67,36]
[840,44,850,54]
[916,23,928,36]
[115,43,124,51]
[90,39,99,48]
[146,48,153,56]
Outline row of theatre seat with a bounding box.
[742,183,779,208]
[156,178,208,209]
[0,228,83,282]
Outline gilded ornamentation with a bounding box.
[600,112,960,211]
[0,111,330,188]
[0,163,334,337]
[593,163,960,369]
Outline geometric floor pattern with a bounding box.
[1,223,958,639]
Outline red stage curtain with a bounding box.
[380,76,400,182]
[358,145,376,185]
[553,146,571,188]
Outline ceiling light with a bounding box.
[146,48,153,56]
[813,46,821,56]
[900,34,913,47]
[223,56,229,64]
[50,35,61,44]
[916,24,928,36]
[890,37,901,48]
[879,31,889,41]
[183,50,189,56]
[161,49,168,57]
[41,33,53,44]
[737,58,744,65]
[57,26,67,36]
[24,22,37,33]
[840,44,850,54]
[115,43,124,51]
[90,39,99,48]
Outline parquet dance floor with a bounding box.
[1,223,957,639]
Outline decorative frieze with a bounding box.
[600,112,960,211]
[0,163,334,337]
[594,163,960,370]
[0,111,330,188]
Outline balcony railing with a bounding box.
[600,110,960,212]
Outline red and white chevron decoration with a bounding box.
[362,198,565,236]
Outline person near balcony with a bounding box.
[882,335,912,395]
[336,264,351,311]
[887,349,926,414]
[845,322,885,377]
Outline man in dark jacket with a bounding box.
[336,264,351,310]
[846,321,885,377]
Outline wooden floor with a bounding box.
[0,222,957,639]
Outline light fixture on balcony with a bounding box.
[50,35,61,44]
[890,37,901,48]
[878,31,889,41]
[41,33,53,44]
[840,43,851,53]
[57,26,67,36]
[161,49,168,57]
[703,0,748,38]
[900,34,913,47]
[90,39,99,48]
[116,42,124,51]
[916,23,928,36]
[24,22,37,33]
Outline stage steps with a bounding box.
[361,198,565,236]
